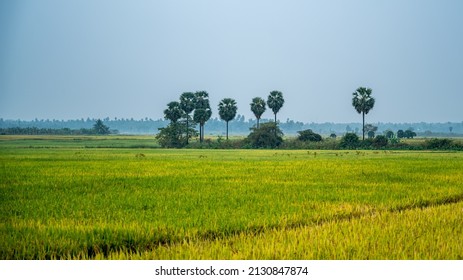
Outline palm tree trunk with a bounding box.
[257,118,260,129]
[186,117,189,144]
[226,121,229,140]
[274,113,277,124]
[199,124,203,143]
[362,112,365,140]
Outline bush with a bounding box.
[340,133,360,149]
[373,135,388,148]
[424,138,453,150]
[156,122,197,148]
[245,122,283,148]
[297,129,322,142]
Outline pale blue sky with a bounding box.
[1,0,462,123]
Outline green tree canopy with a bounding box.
[164,101,183,123]
[250,97,266,128]
[93,119,110,135]
[193,91,212,143]
[218,98,238,139]
[245,122,284,148]
[180,92,196,144]
[267,90,284,124]
[352,87,375,140]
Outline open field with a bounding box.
[1,136,463,259]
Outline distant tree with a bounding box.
[352,87,375,140]
[385,130,394,139]
[449,126,453,133]
[218,98,238,140]
[245,122,283,148]
[340,133,360,149]
[397,129,405,139]
[164,101,183,123]
[267,90,284,124]
[364,124,378,139]
[297,129,322,142]
[373,135,388,148]
[330,133,337,139]
[250,97,266,128]
[180,92,196,144]
[156,122,196,148]
[367,130,375,139]
[193,91,212,143]
[404,129,417,139]
[93,119,110,135]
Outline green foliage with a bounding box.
[218,98,237,123]
[250,97,266,128]
[193,91,212,143]
[352,87,375,140]
[218,98,238,139]
[397,130,405,139]
[163,101,183,123]
[367,131,375,139]
[245,122,283,148]
[425,138,454,150]
[155,122,196,148]
[340,133,360,149]
[179,92,196,116]
[404,129,417,139]
[93,119,110,135]
[297,129,322,142]
[373,135,389,148]
[267,91,284,123]
[385,130,394,139]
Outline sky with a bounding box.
[1,0,462,123]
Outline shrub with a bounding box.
[297,129,322,142]
[424,138,453,150]
[245,122,283,148]
[340,133,360,149]
[156,122,197,148]
[373,135,389,148]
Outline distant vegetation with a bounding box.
[1,86,462,147]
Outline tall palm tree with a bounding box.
[352,87,375,140]
[164,101,183,123]
[218,98,238,139]
[180,92,196,144]
[250,97,266,128]
[267,90,284,124]
[193,91,211,143]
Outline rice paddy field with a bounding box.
[1,136,462,259]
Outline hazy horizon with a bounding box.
[1,0,462,123]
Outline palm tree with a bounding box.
[267,90,284,124]
[250,97,266,128]
[352,87,375,140]
[164,101,183,123]
[193,91,212,143]
[218,98,238,139]
[180,92,196,144]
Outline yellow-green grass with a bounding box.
[1,144,462,259]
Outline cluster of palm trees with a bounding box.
[163,90,285,142]
[164,87,375,142]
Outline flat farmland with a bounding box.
[1,136,462,259]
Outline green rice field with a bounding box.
[1,136,462,259]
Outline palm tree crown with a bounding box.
[164,101,183,123]
[218,98,238,139]
[250,97,266,128]
[267,90,284,123]
[352,87,375,140]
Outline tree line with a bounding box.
[157,90,286,147]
